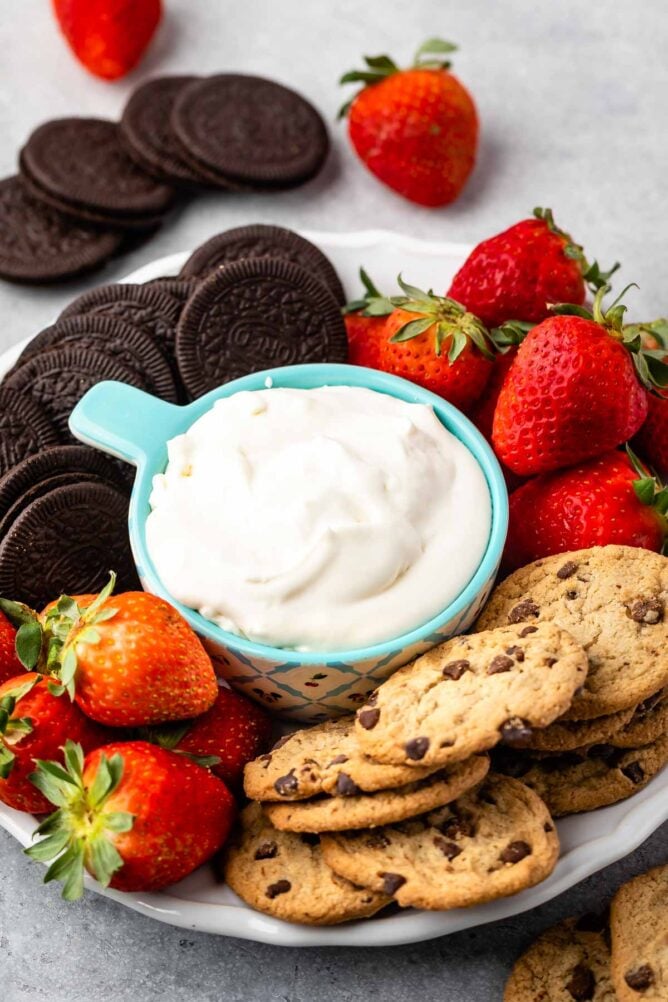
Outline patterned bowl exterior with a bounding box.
[72,364,508,723]
[191,567,499,722]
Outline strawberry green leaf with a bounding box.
[364,54,399,72]
[633,478,656,506]
[88,835,124,889]
[178,751,222,769]
[103,811,134,833]
[0,744,16,780]
[397,275,433,302]
[140,720,192,751]
[0,598,40,629]
[15,620,43,670]
[389,317,435,342]
[447,328,468,363]
[25,829,71,862]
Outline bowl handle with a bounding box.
[69,381,184,467]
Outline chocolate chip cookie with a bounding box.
[610,863,667,1001]
[494,732,668,816]
[263,754,489,833]
[504,914,615,1001]
[223,803,389,925]
[475,546,668,720]
[244,716,440,802]
[354,623,587,768]
[608,690,667,749]
[320,774,559,911]
[524,705,636,754]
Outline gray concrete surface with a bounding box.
[0,0,667,998]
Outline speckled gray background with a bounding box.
[1,1,667,998]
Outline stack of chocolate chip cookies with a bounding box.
[226,621,593,924]
[0,75,330,284]
[504,862,667,1001]
[0,225,347,606]
[475,546,668,816]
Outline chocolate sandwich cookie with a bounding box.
[171,74,329,189]
[17,316,178,403]
[175,257,348,399]
[179,225,345,304]
[0,176,122,284]
[1,346,146,442]
[58,284,183,380]
[119,76,207,187]
[0,445,132,523]
[0,481,139,609]
[143,277,198,310]
[20,119,176,227]
[0,389,60,478]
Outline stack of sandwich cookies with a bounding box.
[0,225,347,606]
[476,546,668,815]
[1,75,329,284]
[0,445,138,608]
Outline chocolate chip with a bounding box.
[629,598,664,624]
[499,840,531,864]
[433,836,462,860]
[557,561,578,580]
[488,654,514,675]
[505,645,525,662]
[588,743,623,766]
[565,963,596,1000]
[441,659,470,680]
[624,965,655,991]
[358,707,380,730]
[335,772,362,797]
[439,738,455,748]
[438,813,476,840]
[544,822,554,833]
[405,737,430,760]
[544,657,558,667]
[254,840,278,860]
[381,872,406,895]
[636,691,662,716]
[566,590,578,600]
[273,769,298,796]
[500,717,533,747]
[520,625,538,637]
[365,832,391,849]
[266,879,291,898]
[328,754,349,766]
[272,734,293,751]
[366,690,379,706]
[621,761,645,785]
[299,833,319,846]
[508,599,540,624]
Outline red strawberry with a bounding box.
[343,269,394,369]
[469,348,518,442]
[448,208,618,328]
[148,686,272,793]
[51,0,162,81]
[43,578,218,727]
[377,279,494,411]
[0,610,23,686]
[504,450,667,571]
[492,291,654,476]
[0,673,108,814]
[340,39,478,206]
[635,392,668,479]
[26,740,235,898]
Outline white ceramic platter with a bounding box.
[1,230,666,947]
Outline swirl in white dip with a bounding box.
[146,386,491,652]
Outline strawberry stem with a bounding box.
[533,207,619,293]
[338,38,458,117]
[387,275,495,362]
[26,740,133,901]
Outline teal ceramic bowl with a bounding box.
[70,364,508,722]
